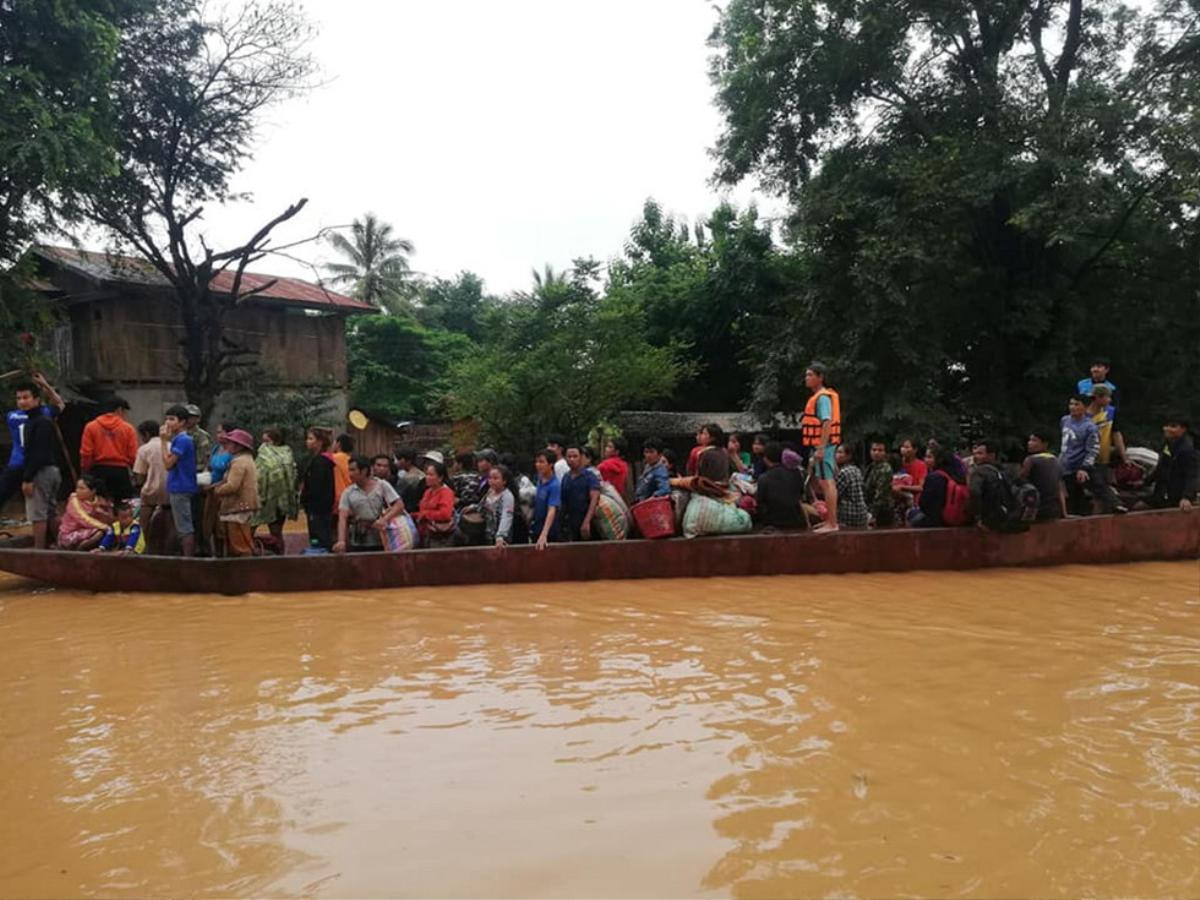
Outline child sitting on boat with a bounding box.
[93,501,145,554]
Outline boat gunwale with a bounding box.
[0,508,1196,594]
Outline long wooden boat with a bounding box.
[0,509,1195,595]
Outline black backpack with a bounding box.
[978,464,1037,533]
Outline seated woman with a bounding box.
[57,475,114,551]
[686,423,732,480]
[415,460,457,547]
[908,447,970,527]
[750,433,770,478]
[596,438,631,502]
[727,432,751,474]
[671,443,752,538]
[662,448,681,478]
[754,442,806,529]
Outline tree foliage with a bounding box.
[413,271,495,342]
[0,0,161,356]
[325,213,415,314]
[0,0,159,265]
[607,199,794,410]
[709,0,1200,442]
[347,314,471,420]
[224,366,339,457]
[443,261,693,450]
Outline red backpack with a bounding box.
[939,471,972,526]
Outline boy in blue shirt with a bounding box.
[1077,357,1118,412]
[0,373,65,511]
[95,501,145,554]
[160,405,197,556]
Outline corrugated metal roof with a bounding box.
[34,245,375,313]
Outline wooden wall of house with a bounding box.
[348,422,461,461]
[68,288,349,385]
[352,422,398,460]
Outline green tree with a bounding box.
[443,261,693,450]
[607,199,795,411]
[224,366,339,457]
[1,0,160,358]
[0,0,156,265]
[324,213,415,315]
[413,271,494,342]
[710,0,1200,441]
[347,314,471,419]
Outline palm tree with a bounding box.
[530,264,567,293]
[325,214,415,314]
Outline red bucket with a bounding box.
[632,496,676,539]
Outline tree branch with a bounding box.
[1055,0,1083,90]
[1027,0,1057,98]
[222,197,308,303]
[1071,171,1169,288]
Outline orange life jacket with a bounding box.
[801,388,842,447]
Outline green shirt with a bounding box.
[189,426,213,472]
[863,461,894,513]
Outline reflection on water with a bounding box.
[0,562,1196,898]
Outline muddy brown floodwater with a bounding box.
[0,562,1197,898]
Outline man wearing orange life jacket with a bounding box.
[80,396,139,501]
[802,363,842,532]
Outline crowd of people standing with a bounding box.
[3,356,1197,556]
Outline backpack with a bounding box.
[940,471,972,526]
[1012,480,1040,525]
[977,465,1036,533]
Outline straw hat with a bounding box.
[223,428,255,452]
[419,450,445,466]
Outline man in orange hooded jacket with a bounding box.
[80,396,139,501]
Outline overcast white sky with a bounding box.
[188,0,780,295]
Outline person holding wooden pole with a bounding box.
[1,372,65,514]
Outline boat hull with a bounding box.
[0,510,1195,595]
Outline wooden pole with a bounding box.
[52,420,78,485]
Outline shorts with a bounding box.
[813,445,837,480]
[24,466,61,523]
[169,492,196,535]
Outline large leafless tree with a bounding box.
[86,0,318,422]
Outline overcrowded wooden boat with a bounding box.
[0,508,1195,595]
